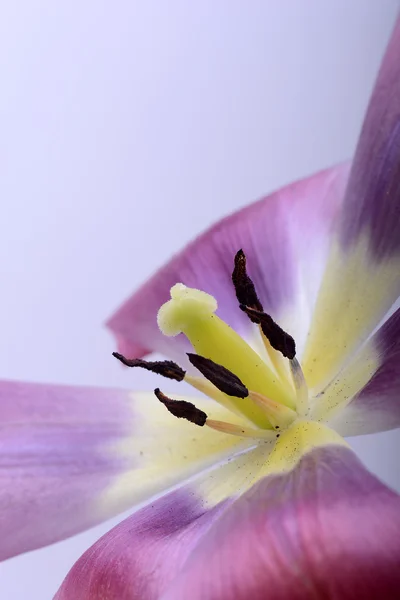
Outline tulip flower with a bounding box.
[2,16,400,600]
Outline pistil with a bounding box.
[157,284,293,425]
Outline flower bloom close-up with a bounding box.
[2,12,400,600]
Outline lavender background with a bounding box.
[1,1,399,598]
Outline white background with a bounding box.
[1,1,399,598]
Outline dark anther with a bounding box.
[239,305,296,359]
[232,250,297,359]
[187,353,249,398]
[154,388,207,426]
[232,249,263,317]
[113,352,185,381]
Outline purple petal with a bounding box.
[54,490,231,600]
[303,18,400,391]
[340,18,400,257]
[0,380,135,560]
[0,381,245,560]
[328,306,400,436]
[54,445,400,600]
[54,441,269,600]
[107,164,348,366]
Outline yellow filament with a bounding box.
[184,375,239,414]
[289,357,309,416]
[248,391,297,429]
[206,419,276,440]
[259,326,291,385]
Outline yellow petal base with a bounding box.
[197,420,348,507]
[264,419,348,475]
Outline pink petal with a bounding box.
[0,381,244,560]
[54,445,400,600]
[107,164,348,366]
[339,17,400,258]
[0,380,136,560]
[329,306,400,436]
[54,441,269,600]
[54,490,231,600]
[302,18,400,391]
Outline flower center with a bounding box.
[114,250,311,441]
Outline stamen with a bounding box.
[231,250,295,384]
[260,335,291,384]
[184,375,239,413]
[232,249,263,313]
[154,388,274,440]
[187,353,248,398]
[239,305,296,359]
[289,357,309,416]
[206,419,276,440]
[154,388,207,426]
[248,391,297,429]
[113,352,186,381]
